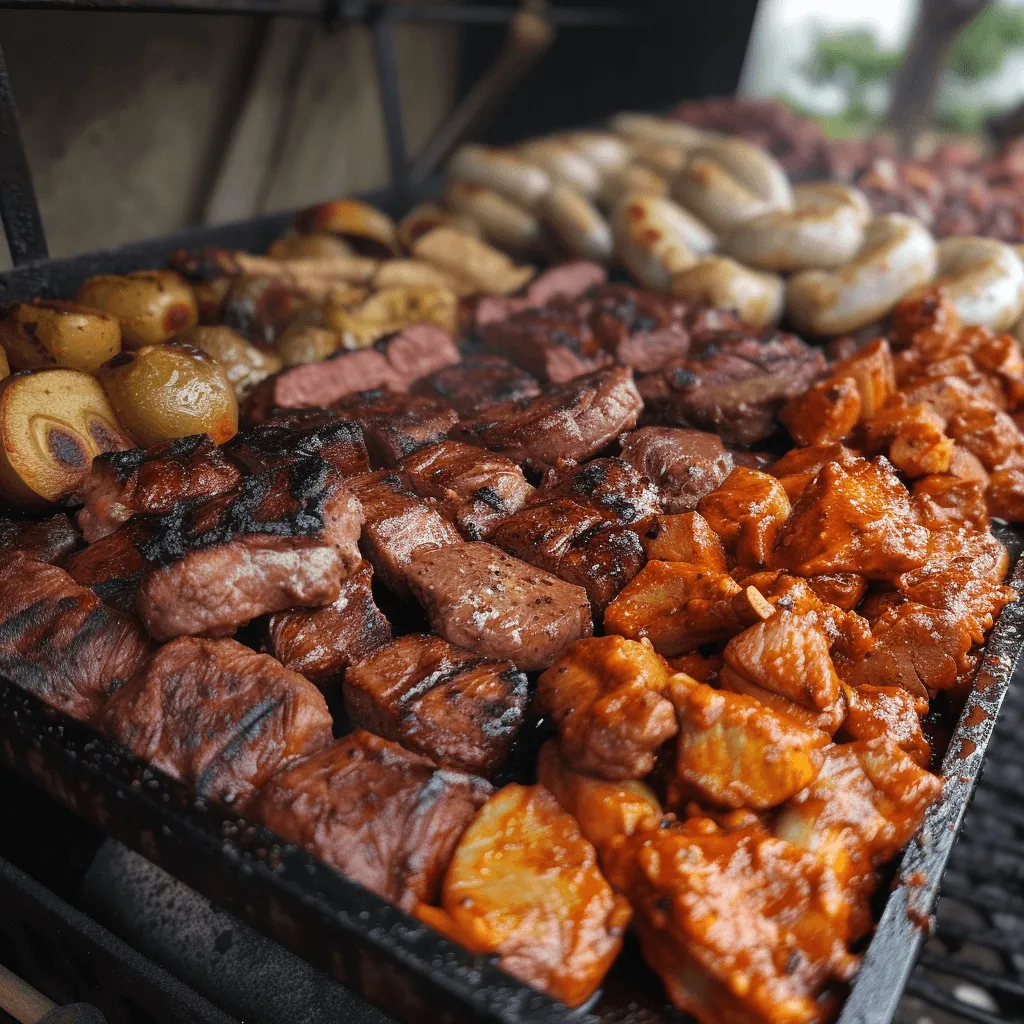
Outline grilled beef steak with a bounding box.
[224,417,370,477]
[0,513,79,563]
[532,457,661,530]
[411,354,541,417]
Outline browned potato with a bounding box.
[293,199,398,258]
[193,276,232,324]
[325,286,458,350]
[177,325,282,398]
[276,324,341,366]
[0,300,121,373]
[0,368,130,508]
[76,270,198,348]
[267,231,355,261]
[97,342,238,446]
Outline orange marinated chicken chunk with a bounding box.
[779,376,861,447]
[860,397,954,478]
[839,684,931,767]
[768,442,862,503]
[698,467,791,568]
[830,338,896,420]
[641,511,726,570]
[416,784,632,1008]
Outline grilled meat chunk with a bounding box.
[343,633,527,775]
[398,440,533,541]
[768,442,862,503]
[77,435,242,544]
[840,684,930,766]
[0,513,79,563]
[267,560,391,692]
[346,471,461,597]
[417,784,631,1008]
[411,354,541,417]
[101,637,332,808]
[255,730,492,909]
[697,467,792,568]
[223,417,369,477]
[525,260,607,307]
[406,542,593,671]
[332,390,458,468]
[491,498,645,617]
[65,517,152,613]
[0,553,150,722]
[533,457,660,531]
[452,366,643,474]
[641,512,727,570]
[619,428,734,514]
[136,459,364,639]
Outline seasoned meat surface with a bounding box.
[411,354,541,417]
[255,730,492,909]
[524,260,607,307]
[224,417,369,477]
[0,553,150,722]
[65,518,152,613]
[267,560,391,692]
[452,366,643,473]
[533,457,660,529]
[344,633,527,775]
[406,542,593,671]
[101,637,332,808]
[0,513,79,563]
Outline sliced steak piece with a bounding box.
[78,435,242,543]
[224,417,369,477]
[332,390,458,467]
[383,323,461,384]
[101,637,332,809]
[267,560,391,693]
[452,366,644,474]
[346,471,462,598]
[533,457,660,530]
[411,354,541,417]
[0,513,79,563]
[344,633,528,775]
[619,427,735,514]
[406,542,593,671]
[0,553,150,722]
[398,440,534,541]
[65,518,153,613]
[657,330,828,446]
[525,261,608,307]
[254,730,492,909]
[491,498,646,618]
[136,459,364,640]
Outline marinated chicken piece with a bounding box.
[779,376,861,446]
[492,498,646,617]
[135,459,364,640]
[913,474,990,528]
[900,373,1001,426]
[948,403,1024,471]
[481,306,609,383]
[667,674,828,810]
[839,684,930,767]
[416,784,631,1008]
[345,471,461,598]
[536,740,662,851]
[406,542,593,671]
[102,637,332,809]
[223,417,370,477]
[830,339,896,420]
[266,560,391,692]
[64,517,152,613]
[398,440,533,541]
[805,573,868,611]
[605,561,774,657]
[698,468,792,568]
[989,463,1024,521]
[641,511,727,570]
[656,330,828,446]
[891,289,960,344]
[452,366,643,474]
[619,427,734,514]
[537,636,677,780]
[256,730,492,909]
[603,819,859,1024]
[0,553,150,722]
[78,435,242,543]
[533,457,661,531]
[410,353,541,417]
[343,634,527,775]
[771,455,929,581]
[768,442,862,503]
[0,513,79,563]
[667,651,723,686]
[775,739,943,892]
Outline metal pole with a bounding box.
[370,8,410,200]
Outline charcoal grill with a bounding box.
[0,2,1022,1022]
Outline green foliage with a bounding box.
[948,4,1024,81]
[807,29,903,86]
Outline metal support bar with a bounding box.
[370,8,410,201]
[0,45,46,265]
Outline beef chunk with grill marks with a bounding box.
[267,559,391,692]
[655,330,827,446]
[532,457,661,531]
[344,633,528,776]
[346,471,461,598]
[133,458,363,640]
[407,542,593,671]
[398,440,533,541]
[78,435,242,543]
[452,366,643,474]
[411,354,541,417]
[102,637,332,809]
[619,427,735,514]
[0,513,79,563]
[65,518,153,613]
[0,553,150,722]
[254,730,492,909]
[224,417,369,477]
[332,390,458,468]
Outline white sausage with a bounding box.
[934,236,1024,331]
[518,139,603,198]
[559,131,633,175]
[671,256,784,328]
[787,214,938,336]
[445,181,543,253]
[447,144,551,209]
[599,163,669,207]
[541,185,614,263]
[609,112,713,151]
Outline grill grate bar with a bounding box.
[904,978,1017,1024]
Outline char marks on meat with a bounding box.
[411,354,541,417]
[344,633,528,775]
[224,417,369,477]
[533,457,660,529]
[0,553,150,722]
[102,637,332,809]
[0,513,79,563]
